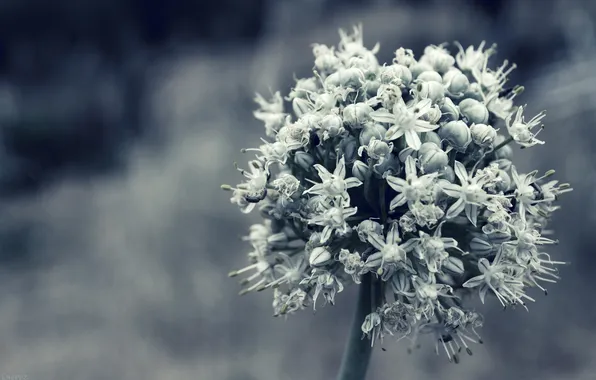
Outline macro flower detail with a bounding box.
[385,156,438,210]
[223,26,572,373]
[370,98,439,150]
[303,156,362,204]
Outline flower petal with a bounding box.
[414,119,438,132]
[345,177,363,188]
[441,183,463,198]
[478,284,489,304]
[446,197,465,218]
[389,194,407,210]
[477,258,491,273]
[370,110,396,124]
[368,233,386,251]
[462,274,485,288]
[453,161,469,184]
[314,164,332,180]
[465,203,478,226]
[385,126,405,141]
[335,157,346,178]
[404,129,421,150]
[386,223,401,245]
[404,156,417,179]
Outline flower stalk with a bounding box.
[336,273,374,380]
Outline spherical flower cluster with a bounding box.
[223,25,572,362]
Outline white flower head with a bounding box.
[226,26,572,363]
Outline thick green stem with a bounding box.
[336,274,374,380]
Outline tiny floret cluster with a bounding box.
[223,25,572,362]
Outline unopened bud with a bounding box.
[416,81,445,104]
[380,64,412,86]
[459,98,489,124]
[339,135,359,164]
[294,151,315,171]
[439,165,455,182]
[343,103,373,127]
[309,246,332,266]
[410,62,433,78]
[443,256,465,275]
[439,120,471,152]
[446,72,470,96]
[421,131,442,148]
[352,160,371,182]
[359,123,387,146]
[470,123,497,147]
[419,146,448,173]
[440,97,460,122]
[417,70,443,83]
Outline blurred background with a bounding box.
[0,0,594,379]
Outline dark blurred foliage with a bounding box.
[0,0,568,196]
[0,0,271,195]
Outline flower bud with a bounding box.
[440,97,460,122]
[365,80,381,96]
[359,123,387,146]
[418,141,440,156]
[421,105,442,123]
[417,70,443,83]
[470,123,497,147]
[355,220,383,242]
[469,237,493,255]
[352,160,371,182]
[459,98,489,124]
[360,138,393,160]
[339,135,359,164]
[372,153,401,178]
[294,151,315,171]
[438,120,471,152]
[309,246,332,266]
[314,53,341,74]
[320,113,344,140]
[343,103,372,127]
[325,67,364,89]
[416,81,445,104]
[380,64,412,86]
[443,256,465,275]
[439,164,455,182]
[446,72,470,96]
[288,77,318,100]
[442,68,461,83]
[495,169,511,192]
[419,146,448,173]
[390,271,411,293]
[421,131,442,148]
[421,45,455,73]
[493,136,513,160]
[410,62,433,78]
[314,93,337,111]
[462,82,483,100]
[398,147,416,163]
[361,312,381,334]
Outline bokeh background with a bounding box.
[0,0,595,379]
